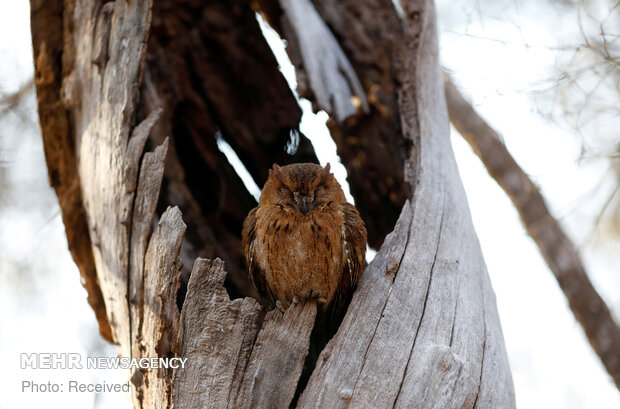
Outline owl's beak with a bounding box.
[298,196,312,215]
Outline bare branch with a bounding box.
[0,78,34,116]
[445,75,620,390]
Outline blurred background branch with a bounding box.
[0,77,33,117]
[445,74,620,389]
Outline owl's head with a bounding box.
[259,163,346,215]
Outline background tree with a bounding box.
[438,0,620,392]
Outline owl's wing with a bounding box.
[332,202,367,321]
[242,207,276,308]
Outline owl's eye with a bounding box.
[280,188,291,194]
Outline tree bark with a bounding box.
[31,0,515,407]
[445,75,620,390]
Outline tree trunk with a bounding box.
[30,0,515,407]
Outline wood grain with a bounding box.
[136,206,186,409]
[69,0,153,355]
[235,301,317,409]
[172,258,263,409]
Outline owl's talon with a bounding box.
[292,296,300,304]
[318,297,327,305]
[275,300,284,313]
[310,289,319,298]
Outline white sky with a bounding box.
[0,0,618,408]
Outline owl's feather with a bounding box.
[241,163,367,314]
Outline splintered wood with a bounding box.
[172,258,316,409]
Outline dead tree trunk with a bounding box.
[31,0,515,407]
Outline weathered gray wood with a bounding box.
[278,0,369,122]
[393,175,484,408]
[235,301,317,409]
[134,206,186,409]
[34,1,178,406]
[128,137,168,361]
[68,0,153,356]
[172,258,318,409]
[474,252,516,408]
[124,108,163,196]
[172,258,263,409]
[296,202,414,408]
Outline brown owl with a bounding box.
[242,163,367,315]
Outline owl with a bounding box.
[242,163,367,315]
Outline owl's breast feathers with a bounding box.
[242,201,366,310]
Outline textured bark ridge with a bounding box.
[171,258,317,409]
[31,0,515,407]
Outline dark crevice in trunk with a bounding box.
[138,0,322,303]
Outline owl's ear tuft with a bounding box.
[269,163,281,178]
[322,163,333,180]
[320,163,333,183]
